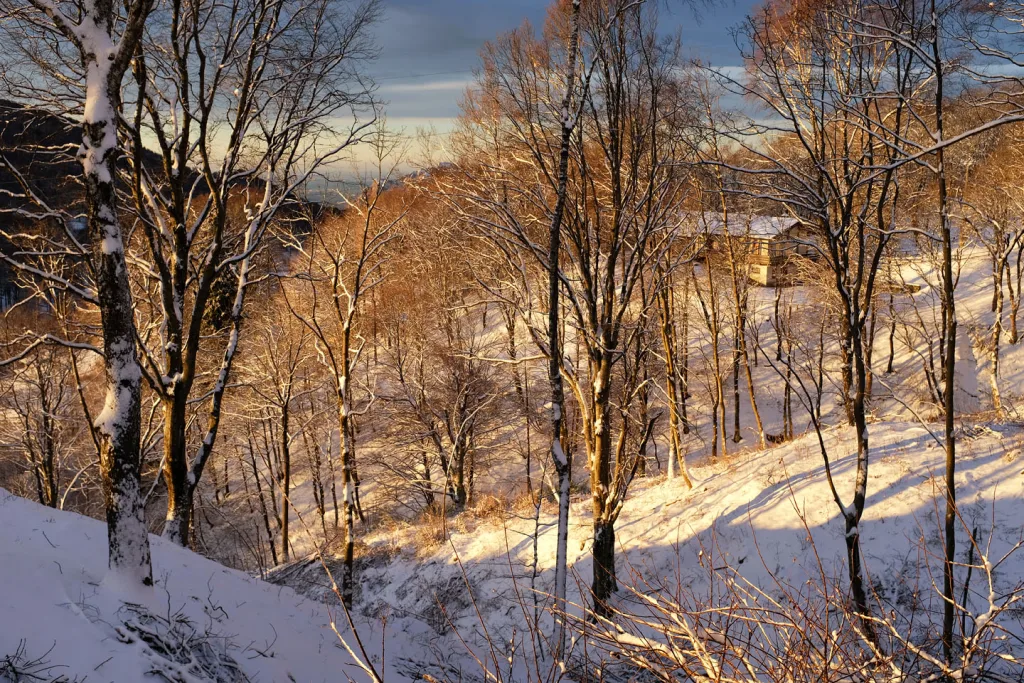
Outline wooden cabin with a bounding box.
[683,212,818,286]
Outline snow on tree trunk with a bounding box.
[339,396,356,607]
[545,0,581,661]
[84,55,153,587]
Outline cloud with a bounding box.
[381,116,458,131]
[377,79,473,94]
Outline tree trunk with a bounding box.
[839,331,856,426]
[162,393,192,545]
[223,454,230,498]
[931,11,958,659]
[280,405,291,564]
[545,0,581,660]
[592,518,616,617]
[680,273,690,433]
[1008,260,1021,344]
[784,333,793,440]
[732,328,741,443]
[590,357,616,616]
[886,292,897,374]
[844,515,876,644]
[991,268,1004,417]
[87,87,153,586]
[848,326,878,645]
[328,438,339,528]
[774,285,783,361]
[348,419,366,523]
[38,395,58,508]
[421,447,436,509]
[454,438,468,510]
[339,397,356,607]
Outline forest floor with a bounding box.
[5,246,1024,680]
[3,417,1024,680]
[7,416,1024,681]
[338,418,1024,679]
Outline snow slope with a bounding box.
[3,420,1023,681]
[0,488,410,683]
[5,242,1024,680]
[283,419,1024,680]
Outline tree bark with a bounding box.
[931,2,958,657]
[280,404,291,564]
[592,518,616,617]
[162,393,192,545]
[87,73,153,586]
[590,356,616,616]
[545,0,582,660]
[991,266,1004,417]
[339,395,356,607]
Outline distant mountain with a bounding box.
[0,98,172,214]
[0,99,84,213]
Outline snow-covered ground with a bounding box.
[0,487,414,682]
[3,419,1024,680]
[336,420,1024,676]
[5,245,1024,681]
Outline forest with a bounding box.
[4,0,1024,680]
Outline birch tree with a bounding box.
[283,124,402,606]
[121,0,379,546]
[0,0,156,584]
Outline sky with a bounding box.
[339,0,756,174]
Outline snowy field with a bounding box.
[0,487,406,682]
[4,417,1023,680]
[4,246,1024,681]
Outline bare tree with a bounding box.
[240,305,315,563]
[957,124,1024,417]
[445,0,589,653]
[452,0,695,618]
[0,340,80,508]
[713,0,922,636]
[283,124,402,606]
[120,0,380,546]
[0,0,156,583]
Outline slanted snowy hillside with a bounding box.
[4,247,1024,680]
[269,419,1024,680]
[0,488,413,683]
[3,417,1024,680]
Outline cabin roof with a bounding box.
[683,212,803,239]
